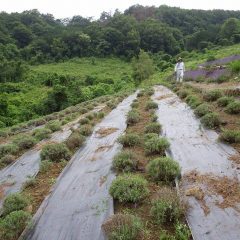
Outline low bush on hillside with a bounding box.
[127,110,140,125]
[23,177,37,189]
[112,151,138,173]
[194,103,211,117]
[118,134,141,147]
[107,101,117,109]
[219,130,240,143]
[150,188,183,225]
[217,96,234,107]
[131,102,139,108]
[225,101,240,114]
[0,154,15,167]
[85,113,94,120]
[185,95,202,109]
[145,101,158,111]
[102,214,143,240]
[97,112,105,119]
[177,89,189,99]
[109,174,149,203]
[0,144,19,158]
[147,157,180,183]
[2,193,30,216]
[230,60,240,73]
[145,88,154,96]
[144,133,159,141]
[13,135,36,150]
[151,114,158,122]
[45,120,61,132]
[175,222,191,240]
[78,124,93,136]
[79,117,90,125]
[40,143,71,162]
[79,108,88,114]
[0,210,31,240]
[32,128,52,141]
[144,122,162,134]
[39,160,53,173]
[144,137,170,155]
[137,91,144,97]
[66,132,85,150]
[203,90,223,101]
[201,113,220,128]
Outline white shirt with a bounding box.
[175,62,185,72]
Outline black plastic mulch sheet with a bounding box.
[153,86,240,240]
[21,92,137,240]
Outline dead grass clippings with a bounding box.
[95,145,113,153]
[0,181,15,199]
[96,127,119,138]
[156,94,174,101]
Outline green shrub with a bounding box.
[185,95,202,109]
[2,193,30,216]
[86,113,94,120]
[102,214,142,240]
[117,134,141,147]
[147,157,180,182]
[219,129,240,143]
[201,113,220,128]
[144,133,158,141]
[230,60,240,73]
[145,101,158,111]
[145,88,154,96]
[151,114,158,122]
[0,130,9,138]
[32,128,52,141]
[225,101,240,114]
[175,222,191,240]
[113,151,138,173]
[66,132,85,150]
[23,177,37,189]
[217,96,234,107]
[97,112,105,119]
[39,160,53,173]
[131,102,139,108]
[127,110,140,125]
[194,104,211,117]
[79,124,93,136]
[0,144,19,158]
[0,210,31,240]
[144,137,170,155]
[151,188,183,225]
[79,108,88,114]
[107,101,117,109]
[203,90,223,101]
[177,89,189,99]
[144,122,162,134]
[79,117,90,125]
[45,120,61,132]
[0,154,15,166]
[40,143,71,162]
[110,174,149,203]
[137,91,144,97]
[13,135,36,150]
[159,231,175,240]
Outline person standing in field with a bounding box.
[174,57,185,83]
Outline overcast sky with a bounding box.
[1,0,240,19]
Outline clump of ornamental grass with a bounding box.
[32,128,52,141]
[0,154,15,167]
[97,112,105,119]
[145,101,158,111]
[39,160,53,173]
[127,110,140,125]
[151,114,158,122]
[112,151,138,173]
[144,136,170,155]
[13,135,36,150]
[150,187,184,225]
[102,214,143,240]
[0,144,19,158]
[144,122,162,134]
[203,89,223,102]
[185,95,202,109]
[85,113,94,120]
[117,134,141,147]
[217,96,234,107]
[219,129,240,143]
[131,102,139,108]
[147,157,180,182]
[194,103,211,117]
[225,101,240,114]
[79,108,88,114]
[109,174,149,203]
[45,120,61,132]
[177,89,189,99]
[200,112,221,129]
[40,143,71,162]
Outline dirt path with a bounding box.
[0,106,104,208]
[21,92,137,240]
[153,86,240,240]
